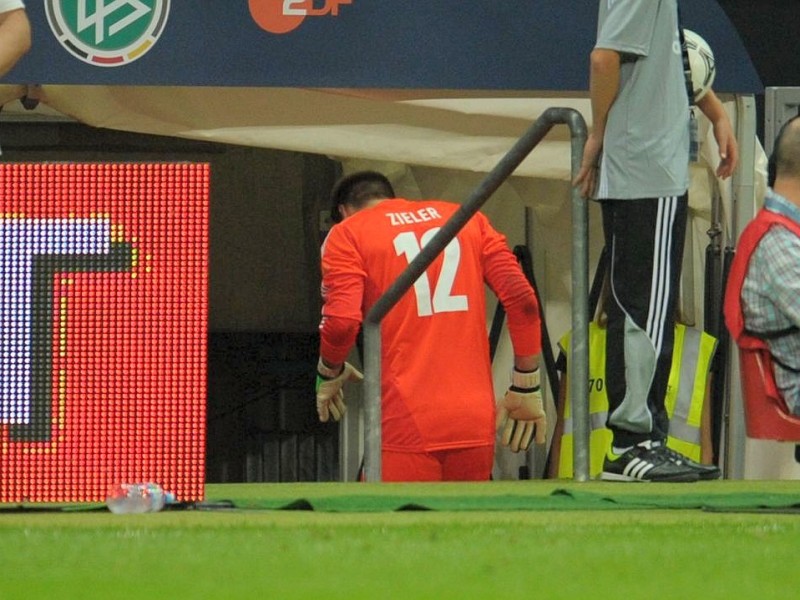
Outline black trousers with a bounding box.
[601,194,689,448]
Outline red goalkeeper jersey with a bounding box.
[320,198,540,452]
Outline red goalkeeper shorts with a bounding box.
[381,445,494,482]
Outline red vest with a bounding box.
[724,207,800,349]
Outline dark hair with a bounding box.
[329,171,395,224]
[769,114,800,186]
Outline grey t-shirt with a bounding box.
[0,1,24,12]
[595,0,690,200]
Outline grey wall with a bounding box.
[210,147,336,332]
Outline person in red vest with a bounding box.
[725,115,800,416]
[315,171,544,481]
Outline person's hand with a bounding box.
[496,368,546,452]
[315,360,364,422]
[573,132,604,199]
[712,118,738,179]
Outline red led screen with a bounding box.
[0,163,208,503]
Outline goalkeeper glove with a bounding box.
[496,367,546,452]
[315,359,364,422]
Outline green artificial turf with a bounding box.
[1,481,799,599]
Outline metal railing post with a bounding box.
[569,125,590,482]
[361,107,589,482]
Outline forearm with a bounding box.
[696,88,738,177]
[695,89,727,126]
[0,10,30,78]
[588,48,621,138]
[318,314,360,368]
[484,250,542,356]
[505,282,542,358]
[513,354,540,373]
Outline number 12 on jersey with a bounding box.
[393,228,468,317]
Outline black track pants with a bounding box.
[601,194,688,448]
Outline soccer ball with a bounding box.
[683,29,716,102]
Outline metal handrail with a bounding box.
[361,106,590,482]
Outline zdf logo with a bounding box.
[249,0,353,34]
[45,0,170,67]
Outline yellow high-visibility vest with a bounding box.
[557,322,718,478]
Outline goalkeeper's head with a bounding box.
[330,171,395,224]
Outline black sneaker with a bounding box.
[662,446,721,481]
[601,440,700,482]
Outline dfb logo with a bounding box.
[45,0,170,67]
[249,0,353,34]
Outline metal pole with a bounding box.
[362,322,382,482]
[724,94,757,479]
[362,107,588,482]
[569,129,590,482]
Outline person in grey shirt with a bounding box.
[574,0,737,482]
[0,0,29,78]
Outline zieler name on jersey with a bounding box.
[385,207,442,226]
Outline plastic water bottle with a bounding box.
[106,482,175,514]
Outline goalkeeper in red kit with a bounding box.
[316,171,545,481]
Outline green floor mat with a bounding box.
[209,487,800,513]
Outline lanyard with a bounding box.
[677,3,699,161]
[676,5,695,107]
